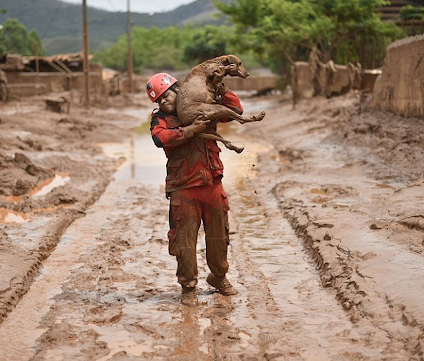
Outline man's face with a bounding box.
[157,88,178,115]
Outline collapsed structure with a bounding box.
[0,53,138,105]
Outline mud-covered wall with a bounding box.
[224,76,277,92]
[371,34,424,119]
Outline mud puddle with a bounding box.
[0,115,386,360]
[101,134,165,185]
[0,208,28,223]
[0,174,70,205]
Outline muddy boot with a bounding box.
[181,286,198,307]
[206,273,237,296]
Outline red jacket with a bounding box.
[150,91,243,194]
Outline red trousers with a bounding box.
[167,181,230,288]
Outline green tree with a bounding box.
[96,26,194,72]
[213,0,403,75]
[400,5,424,20]
[28,30,46,56]
[95,23,264,73]
[0,18,45,56]
[183,25,229,63]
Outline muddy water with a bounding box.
[0,120,381,360]
[0,173,70,225]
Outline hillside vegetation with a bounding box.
[0,0,229,54]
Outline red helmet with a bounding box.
[146,73,178,102]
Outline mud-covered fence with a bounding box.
[5,69,103,98]
[291,47,365,103]
[371,34,424,119]
[223,76,278,93]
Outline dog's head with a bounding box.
[223,55,249,79]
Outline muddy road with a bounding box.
[0,92,423,360]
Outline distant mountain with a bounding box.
[0,0,231,55]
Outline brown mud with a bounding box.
[0,91,423,360]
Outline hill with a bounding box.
[0,0,231,55]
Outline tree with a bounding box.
[213,0,403,77]
[400,5,424,21]
[183,26,229,64]
[96,26,193,73]
[0,18,45,56]
[95,23,263,73]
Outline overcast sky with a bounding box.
[60,0,196,14]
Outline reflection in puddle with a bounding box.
[0,206,67,224]
[31,173,70,197]
[0,173,70,203]
[0,208,28,223]
[0,174,70,224]
[101,134,166,185]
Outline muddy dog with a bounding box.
[176,55,266,153]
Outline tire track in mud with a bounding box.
[223,172,384,361]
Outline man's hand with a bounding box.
[215,82,230,97]
[190,117,211,134]
[183,117,211,139]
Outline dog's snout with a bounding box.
[239,70,249,79]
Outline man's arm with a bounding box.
[150,112,210,148]
[182,117,211,139]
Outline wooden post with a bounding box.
[35,43,40,95]
[127,0,134,93]
[82,0,90,108]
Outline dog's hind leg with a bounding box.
[197,131,244,154]
[234,110,266,124]
[194,104,266,125]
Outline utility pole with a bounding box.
[82,0,90,108]
[35,43,40,95]
[127,0,134,93]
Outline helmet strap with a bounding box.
[169,83,179,94]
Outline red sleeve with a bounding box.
[218,91,243,123]
[150,112,187,148]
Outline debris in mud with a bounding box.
[45,96,70,113]
[401,215,424,231]
[0,152,54,196]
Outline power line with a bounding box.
[42,0,63,39]
[107,0,117,11]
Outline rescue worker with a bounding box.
[146,72,242,306]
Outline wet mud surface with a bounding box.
[0,91,423,360]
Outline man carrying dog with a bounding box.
[146,72,241,306]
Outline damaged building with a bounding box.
[0,53,132,104]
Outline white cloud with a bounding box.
[60,0,195,14]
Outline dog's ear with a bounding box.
[222,56,231,66]
[222,55,236,66]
